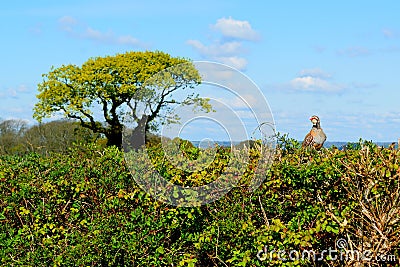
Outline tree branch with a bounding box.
[127,100,140,122]
[110,98,119,121]
[100,98,113,125]
[62,107,104,134]
[145,84,180,123]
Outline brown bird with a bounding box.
[302,115,326,150]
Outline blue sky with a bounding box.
[1,1,400,142]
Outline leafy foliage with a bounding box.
[33,51,211,147]
[0,119,101,156]
[1,140,399,266]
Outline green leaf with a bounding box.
[156,246,165,254]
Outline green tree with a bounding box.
[23,120,101,154]
[33,51,210,148]
[0,119,27,154]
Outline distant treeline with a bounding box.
[191,140,398,150]
[0,119,103,155]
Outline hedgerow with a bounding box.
[0,140,399,266]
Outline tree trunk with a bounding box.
[128,115,148,150]
[128,125,146,150]
[106,130,123,148]
[118,115,148,151]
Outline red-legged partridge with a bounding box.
[302,115,326,150]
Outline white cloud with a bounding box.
[58,16,78,33]
[84,27,111,41]
[186,40,244,57]
[0,85,31,99]
[187,17,260,70]
[298,68,332,79]
[117,35,142,46]
[58,16,145,47]
[272,69,347,93]
[289,76,344,92]
[212,17,260,41]
[329,112,400,140]
[379,112,400,123]
[82,27,142,46]
[213,94,258,112]
[187,39,248,70]
[214,56,248,70]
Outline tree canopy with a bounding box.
[34,51,211,148]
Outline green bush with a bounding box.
[1,142,399,266]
